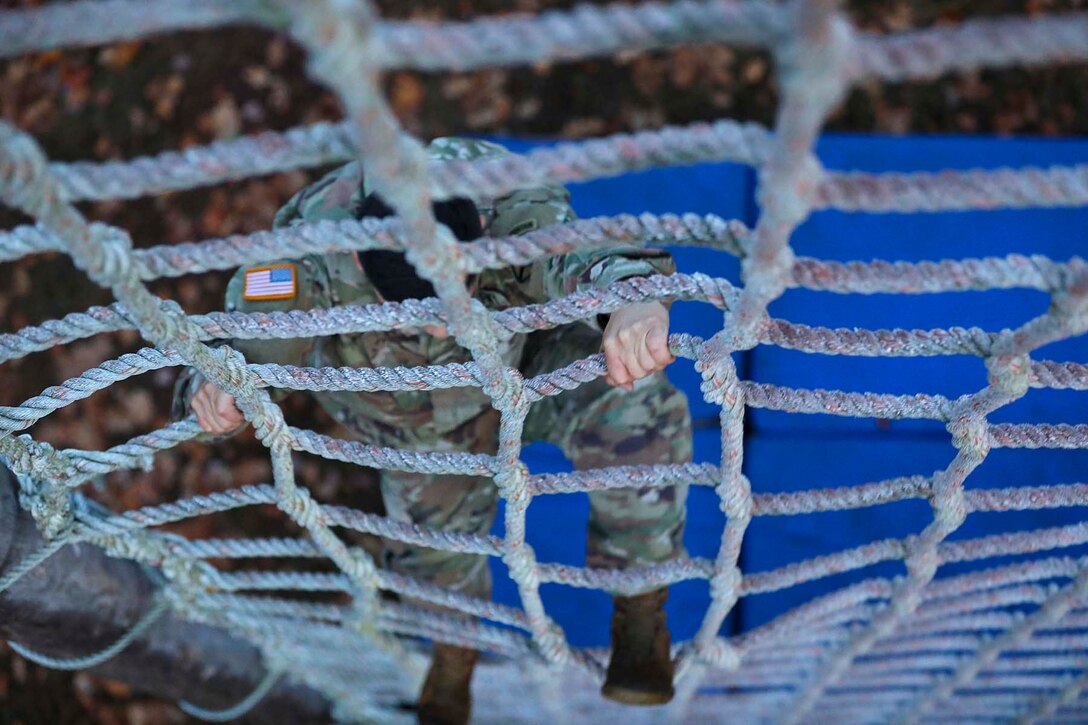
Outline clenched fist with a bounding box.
[601,301,674,391]
[191,380,245,435]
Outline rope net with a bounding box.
[0,1,1087,722]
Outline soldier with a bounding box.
[176,138,692,723]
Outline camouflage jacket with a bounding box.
[178,138,674,448]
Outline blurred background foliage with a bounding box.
[0,0,1085,721]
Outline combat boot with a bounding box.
[601,587,674,705]
[418,643,479,725]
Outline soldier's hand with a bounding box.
[601,301,674,392]
[191,380,245,434]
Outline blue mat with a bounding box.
[483,134,1088,647]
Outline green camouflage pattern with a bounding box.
[523,324,690,573]
[380,323,691,600]
[224,137,676,441]
[176,137,688,598]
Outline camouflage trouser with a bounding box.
[380,323,691,601]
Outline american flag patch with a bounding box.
[243,264,296,300]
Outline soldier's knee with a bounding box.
[608,373,692,434]
[648,378,692,430]
[569,373,692,465]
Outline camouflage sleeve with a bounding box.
[489,186,676,329]
[223,257,325,367]
[235,159,365,368]
[171,256,328,425]
[231,159,368,369]
[171,161,364,422]
[273,160,365,227]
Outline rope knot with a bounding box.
[10,434,72,480]
[504,543,539,588]
[161,557,214,599]
[985,354,1032,398]
[926,467,970,535]
[277,489,325,530]
[697,638,741,670]
[217,345,257,392]
[489,370,526,413]
[495,462,531,508]
[214,347,288,442]
[945,414,991,461]
[17,474,73,541]
[697,338,742,408]
[719,474,754,521]
[99,533,171,566]
[709,567,743,604]
[1055,263,1088,305]
[253,398,289,444]
[0,122,55,217]
[345,549,380,591]
[87,223,135,287]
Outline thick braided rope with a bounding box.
[0,2,1087,723]
[0,117,405,720]
[673,2,850,710]
[30,116,1088,211]
[0,120,396,577]
[30,483,1085,601]
[7,0,1088,79]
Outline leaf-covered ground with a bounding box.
[0,0,1085,722]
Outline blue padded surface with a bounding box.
[478,134,1088,647]
[741,437,1088,630]
[756,135,1088,435]
[490,428,731,647]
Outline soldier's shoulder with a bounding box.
[426,137,510,162]
[273,139,510,230]
[490,185,575,238]
[274,161,364,228]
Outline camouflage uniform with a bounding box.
[177,138,691,600]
